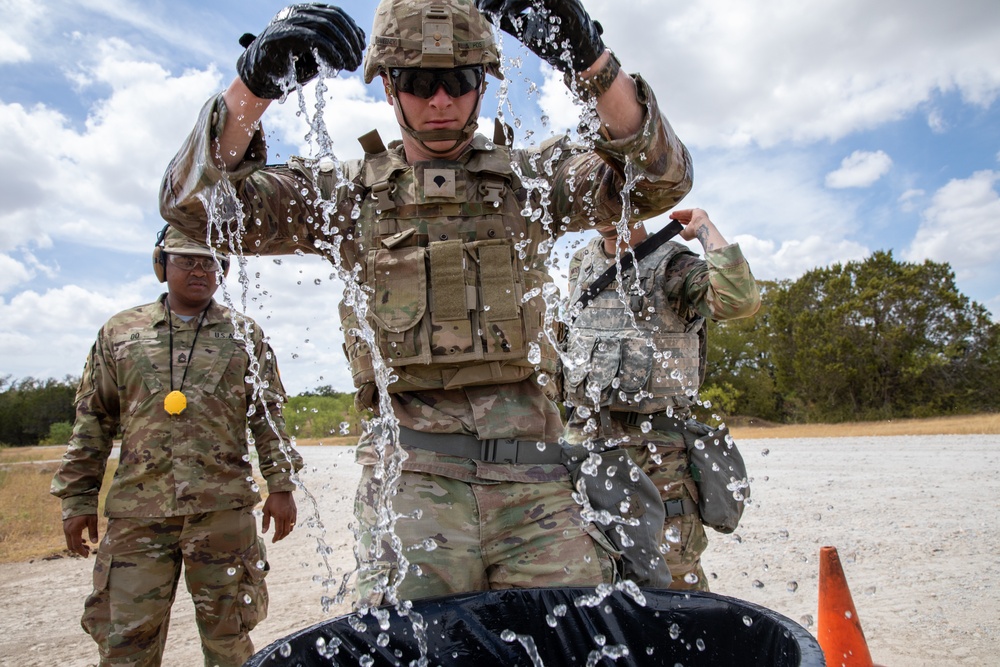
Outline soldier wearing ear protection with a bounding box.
[152,224,230,282]
[51,224,302,667]
[162,0,693,604]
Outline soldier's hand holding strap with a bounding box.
[237,3,366,100]
[476,0,605,74]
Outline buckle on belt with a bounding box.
[481,438,519,463]
[665,499,691,517]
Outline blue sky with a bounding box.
[2,0,999,395]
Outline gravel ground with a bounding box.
[2,436,997,666]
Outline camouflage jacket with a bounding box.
[51,295,301,519]
[564,237,760,438]
[160,75,692,449]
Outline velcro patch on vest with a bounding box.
[422,168,456,199]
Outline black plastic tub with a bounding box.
[245,587,824,666]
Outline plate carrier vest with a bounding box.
[563,236,706,414]
[331,126,559,393]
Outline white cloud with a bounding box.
[0,0,43,64]
[734,234,871,281]
[825,150,893,189]
[266,75,396,163]
[213,254,353,394]
[588,0,1000,149]
[0,281,149,381]
[0,254,32,293]
[898,188,926,213]
[903,169,1000,315]
[905,170,1000,270]
[0,38,223,256]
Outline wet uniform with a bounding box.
[563,236,760,590]
[51,295,301,666]
[160,72,692,602]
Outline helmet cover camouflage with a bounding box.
[363,0,502,83]
[160,226,227,259]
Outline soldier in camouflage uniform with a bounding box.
[562,208,760,591]
[160,0,692,604]
[51,227,303,667]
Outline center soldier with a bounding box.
[160,0,693,604]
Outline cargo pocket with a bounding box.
[81,551,112,641]
[370,246,428,364]
[618,337,653,393]
[563,335,593,395]
[587,338,622,398]
[236,538,270,633]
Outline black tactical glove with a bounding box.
[476,0,605,73]
[236,3,366,99]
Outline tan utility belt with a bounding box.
[397,426,562,465]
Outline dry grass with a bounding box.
[0,460,114,564]
[730,412,1000,439]
[0,445,66,464]
[0,462,73,563]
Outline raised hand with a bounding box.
[476,0,605,73]
[237,3,366,99]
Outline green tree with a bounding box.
[0,376,78,446]
[768,251,998,421]
[703,281,785,421]
[284,390,362,439]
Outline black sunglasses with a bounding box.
[389,66,484,99]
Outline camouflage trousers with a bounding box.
[628,431,710,592]
[81,507,268,667]
[353,465,616,605]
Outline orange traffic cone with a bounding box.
[817,546,878,667]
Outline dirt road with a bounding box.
[2,436,997,666]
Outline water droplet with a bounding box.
[742,615,753,627]
[227,567,237,577]
[669,623,681,640]
[527,342,542,364]
[786,581,798,593]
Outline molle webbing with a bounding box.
[479,244,518,320]
[429,240,467,321]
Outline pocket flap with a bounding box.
[618,338,653,392]
[371,246,427,333]
[588,338,622,389]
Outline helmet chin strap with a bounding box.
[390,78,483,157]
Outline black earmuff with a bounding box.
[152,224,169,283]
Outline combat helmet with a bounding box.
[363,0,503,83]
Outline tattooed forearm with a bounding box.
[695,224,716,251]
